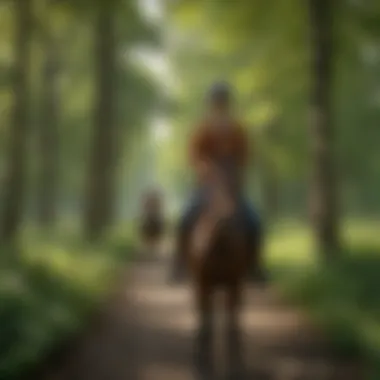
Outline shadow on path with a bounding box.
[44,258,364,380]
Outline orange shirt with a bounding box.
[189,119,250,181]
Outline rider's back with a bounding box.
[189,118,250,186]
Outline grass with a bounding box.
[0,227,135,380]
[266,219,380,379]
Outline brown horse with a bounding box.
[140,214,164,246]
[184,164,252,379]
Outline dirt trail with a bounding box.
[47,255,363,380]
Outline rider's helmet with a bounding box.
[207,81,233,105]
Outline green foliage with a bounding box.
[163,0,380,215]
[267,220,380,375]
[0,0,157,375]
[0,232,134,380]
[1,0,380,376]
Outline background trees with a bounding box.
[0,0,160,240]
[0,1,380,378]
[163,0,380,254]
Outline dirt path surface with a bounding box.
[48,256,363,380]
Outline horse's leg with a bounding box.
[226,281,245,379]
[194,281,214,379]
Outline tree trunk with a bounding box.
[83,3,119,240]
[308,0,340,255]
[37,26,60,229]
[1,0,33,242]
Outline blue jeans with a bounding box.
[179,189,261,237]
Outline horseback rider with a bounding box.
[140,187,164,244]
[173,81,263,281]
[142,187,161,216]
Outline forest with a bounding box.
[0,0,379,379]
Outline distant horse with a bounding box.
[140,214,164,247]
[139,191,165,256]
[184,163,254,379]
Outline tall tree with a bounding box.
[37,1,61,228]
[308,0,340,255]
[1,0,33,242]
[83,1,118,240]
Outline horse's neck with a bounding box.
[191,204,239,257]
